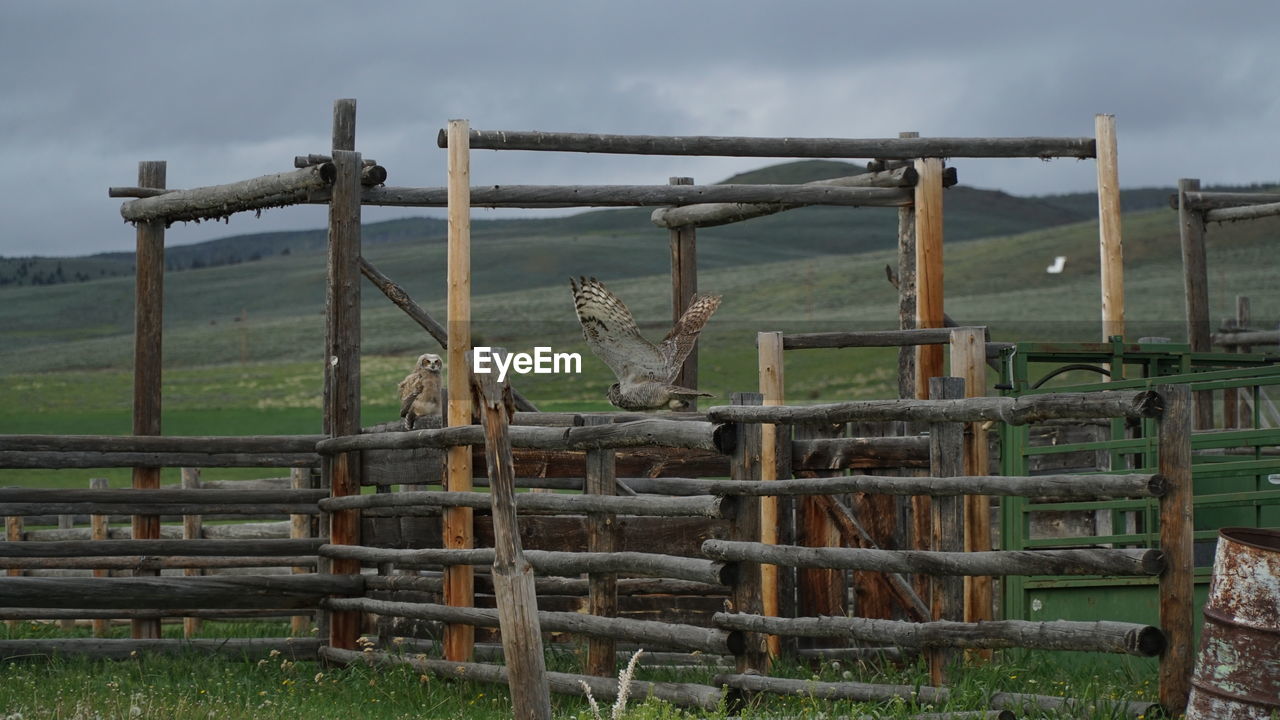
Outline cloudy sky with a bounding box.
[2,1,1278,257]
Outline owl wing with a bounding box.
[570,277,668,384]
[398,373,422,418]
[658,293,721,383]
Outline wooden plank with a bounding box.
[89,477,109,637]
[669,177,699,408]
[757,331,783,658]
[444,118,475,662]
[949,329,992,641]
[913,156,945,398]
[131,158,165,641]
[1156,385,1193,716]
[928,377,966,685]
[1204,199,1280,222]
[290,467,312,636]
[180,468,203,638]
[728,393,767,673]
[897,131,919,402]
[0,435,323,453]
[584,416,618,676]
[324,100,363,653]
[1177,178,1214,429]
[793,424,845,629]
[1096,114,1125,340]
[0,575,362,610]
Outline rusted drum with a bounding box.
[1186,527,1280,720]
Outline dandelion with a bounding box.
[314,672,325,683]
[268,649,281,658]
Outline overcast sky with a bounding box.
[2,1,1278,257]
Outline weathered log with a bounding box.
[0,574,362,609]
[320,489,722,517]
[0,556,317,570]
[782,328,991,350]
[1212,329,1280,347]
[317,419,725,454]
[0,637,320,661]
[511,411,708,425]
[0,451,319,469]
[321,646,724,710]
[650,165,927,229]
[989,691,1159,718]
[366,573,727,597]
[0,435,323,453]
[792,435,930,470]
[22,521,290,542]
[707,391,1162,426]
[319,545,729,585]
[192,477,292,490]
[620,473,1164,499]
[714,672,950,705]
[0,538,322,558]
[1205,199,1280,223]
[329,183,914,208]
[0,608,311,620]
[2,502,318,517]
[438,129,1097,160]
[108,186,172,198]
[325,597,735,655]
[1174,190,1280,211]
[701,540,1164,576]
[119,164,335,224]
[1156,385,1194,716]
[713,613,1164,656]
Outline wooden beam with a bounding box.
[928,377,965,684]
[584,416,618,677]
[89,477,108,637]
[794,423,845,632]
[1156,385,1194,716]
[897,131,919,402]
[914,156,945,399]
[1178,178,1214,429]
[949,329,992,641]
[669,177,699,408]
[290,467,313,637]
[1096,114,1125,340]
[757,331,784,658]
[728,393,767,674]
[1205,199,1280,222]
[444,118,475,662]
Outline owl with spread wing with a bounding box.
[398,353,443,429]
[570,276,720,411]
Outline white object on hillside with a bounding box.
[1046,256,1067,274]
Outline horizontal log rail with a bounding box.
[322,646,725,711]
[0,451,319,469]
[510,411,710,425]
[319,544,730,586]
[320,490,723,518]
[438,129,1097,160]
[781,327,986,349]
[713,613,1164,656]
[0,434,324,453]
[0,487,326,503]
[316,419,728,455]
[324,597,736,655]
[0,574,362,609]
[706,390,1163,426]
[366,574,727,597]
[628,473,1165,499]
[1212,329,1280,347]
[0,637,321,661]
[649,165,952,229]
[1204,200,1280,223]
[349,183,915,208]
[0,608,312,620]
[701,540,1165,576]
[23,520,290,542]
[119,164,336,224]
[0,538,323,558]
[0,556,318,570]
[1174,190,1280,211]
[0,502,318,516]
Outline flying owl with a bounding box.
[398,353,443,430]
[570,276,721,411]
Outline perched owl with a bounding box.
[570,276,720,411]
[398,353,443,430]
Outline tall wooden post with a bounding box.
[1178,177,1213,428]
[1097,114,1125,341]
[757,331,784,658]
[4,514,21,631]
[131,158,165,640]
[928,377,965,685]
[181,468,203,638]
[1157,384,1194,716]
[89,477,109,637]
[896,131,920,400]
[290,466,313,636]
[669,176,699,408]
[585,415,619,676]
[325,98,363,651]
[444,118,475,662]
[794,423,844,625]
[949,329,991,639]
[729,392,767,673]
[912,153,944,601]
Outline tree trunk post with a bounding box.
[1157,384,1193,716]
[928,377,966,685]
[729,392,768,674]
[584,415,618,677]
[669,176,700,409]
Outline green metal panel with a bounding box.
[998,341,1280,653]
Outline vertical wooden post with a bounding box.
[1234,296,1252,428]
[669,176,699,409]
[324,98,363,652]
[928,377,965,685]
[181,467,203,638]
[56,512,75,631]
[913,156,945,397]
[1178,177,1213,428]
[89,477,109,636]
[794,423,844,624]
[584,415,618,676]
[1097,114,1125,341]
[729,392,767,673]
[773,421,797,657]
[1157,384,1193,716]
[131,158,165,641]
[896,132,919,402]
[290,467,313,636]
[4,514,21,631]
[757,331,784,658]
[472,358,551,720]
[444,118,475,662]
[949,329,991,639]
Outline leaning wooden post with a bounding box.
[1157,384,1193,716]
[181,467,203,638]
[669,176,700,410]
[290,466,313,636]
[444,118,476,662]
[89,477,109,637]
[584,415,619,676]
[471,353,552,720]
[757,331,784,658]
[324,99,363,652]
[949,329,992,643]
[728,392,768,673]
[131,158,166,641]
[1178,178,1213,428]
[1097,114,1125,341]
[928,377,965,685]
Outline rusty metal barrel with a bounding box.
[1186,527,1280,720]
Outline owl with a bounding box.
[398,353,443,430]
[570,276,720,411]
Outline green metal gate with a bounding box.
[998,340,1280,646]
